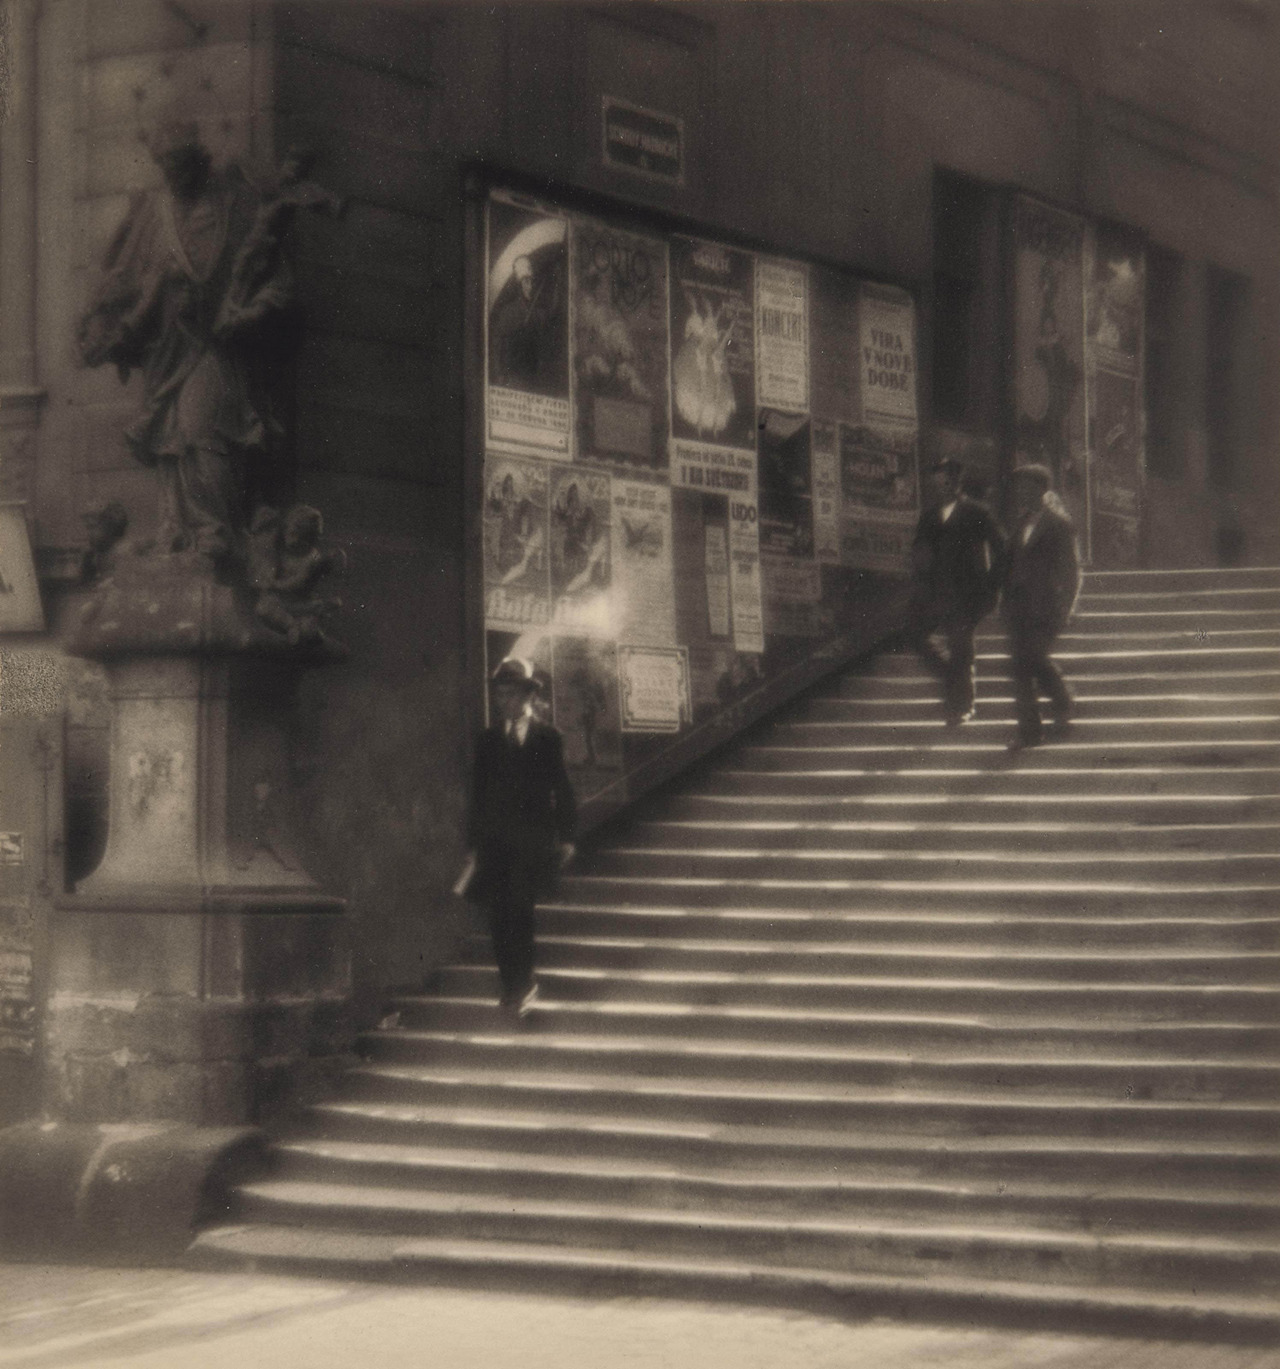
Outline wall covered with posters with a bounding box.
[1010,194,1147,568]
[478,182,919,821]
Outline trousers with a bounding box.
[910,608,980,719]
[1006,620,1072,742]
[478,841,551,1001]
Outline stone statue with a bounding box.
[79,502,129,583]
[76,121,340,568]
[248,503,346,648]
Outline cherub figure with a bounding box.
[217,146,345,341]
[251,503,346,646]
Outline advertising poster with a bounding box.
[703,520,731,638]
[0,507,44,632]
[550,467,611,635]
[618,645,691,733]
[839,422,919,522]
[486,193,571,458]
[670,441,756,496]
[1089,367,1142,521]
[762,555,823,639]
[669,236,757,485]
[809,266,861,426]
[0,896,33,1058]
[552,636,624,795]
[1012,195,1088,543]
[858,283,917,423]
[1085,222,1144,568]
[728,494,765,653]
[571,220,671,473]
[838,422,917,574]
[839,518,914,574]
[1087,222,1144,375]
[762,558,822,604]
[810,419,841,563]
[611,479,676,646]
[755,257,809,411]
[483,456,550,630]
[689,645,764,718]
[757,410,815,559]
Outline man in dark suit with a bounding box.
[1000,463,1083,750]
[908,457,1007,725]
[464,657,577,1017]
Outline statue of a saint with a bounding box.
[77,120,297,562]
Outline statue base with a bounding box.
[45,555,353,1128]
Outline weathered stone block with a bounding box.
[0,1121,264,1263]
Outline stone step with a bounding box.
[1081,566,1280,594]
[339,1064,1280,1142]
[967,629,1280,652]
[577,846,1280,886]
[303,1101,1280,1190]
[800,692,1280,720]
[656,792,1280,826]
[266,1140,1280,1238]
[357,1025,1280,1102]
[620,817,1280,855]
[693,764,1280,797]
[390,994,1280,1058]
[762,718,1280,748]
[729,736,1280,771]
[431,963,1280,1021]
[1079,586,1280,610]
[224,1179,1280,1295]
[456,930,1280,985]
[187,1223,1280,1343]
[535,902,1280,949]
[991,608,1280,631]
[835,669,1280,700]
[558,872,1280,913]
[870,646,1280,676]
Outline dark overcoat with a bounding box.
[466,720,577,900]
[911,496,1006,622]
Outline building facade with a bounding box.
[1,0,1277,1123]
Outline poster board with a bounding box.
[1084,220,1146,568]
[1010,196,1090,555]
[478,181,919,817]
[1010,194,1148,568]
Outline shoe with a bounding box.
[1007,732,1042,752]
[517,981,540,1020]
[944,708,974,728]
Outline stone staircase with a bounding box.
[192,565,1280,1339]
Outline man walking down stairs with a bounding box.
[193,565,1280,1342]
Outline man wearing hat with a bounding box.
[1000,463,1082,749]
[907,457,1006,725]
[463,657,577,1017]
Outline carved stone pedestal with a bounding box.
[0,560,350,1262]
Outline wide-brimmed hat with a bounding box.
[490,656,539,691]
